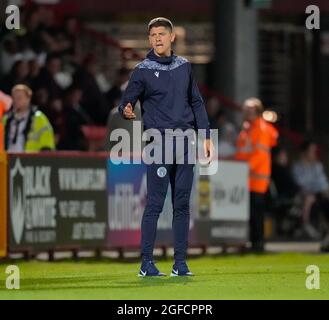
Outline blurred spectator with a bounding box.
[35,13,81,61]
[292,141,329,241]
[33,88,49,114]
[47,98,66,149]
[23,5,67,54]
[14,34,39,63]
[216,110,237,158]
[72,54,107,125]
[0,38,20,75]
[106,68,130,111]
[29,58,41,79]
[65,86,92,123]
[33,54,63,100]
[57,16,81,61]
[96,63,113,93]
[3,84,55,152]
[59,86,91,150]
[272,146,300,199]
[1,60,31,94]
[206,96,221,128]
[292,141,329,195]
[271,146,317,238]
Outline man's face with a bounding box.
[16,61,29,79]
[12,90,31,112]
[306,144,318,162]
[243,103,258,122]
[149,26,175,57]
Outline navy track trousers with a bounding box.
[141,135,195,262]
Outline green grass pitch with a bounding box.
[0,252,328,299]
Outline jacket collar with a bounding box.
[146,49,175,65]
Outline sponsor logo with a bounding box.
[10,159,25,244]
[157,166,167,178]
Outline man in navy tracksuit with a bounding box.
[119,17,212,276]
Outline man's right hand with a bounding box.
[122,103,136,119]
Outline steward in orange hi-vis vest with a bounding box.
[236,117,278,193]
[236,97,278,253]
[0,91,12,151]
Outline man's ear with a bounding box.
[170,32,176,43]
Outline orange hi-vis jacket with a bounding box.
[0,91,12,151]
[0,101,4,151]
[236,117,278,194]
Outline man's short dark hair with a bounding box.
[148,17,173,33]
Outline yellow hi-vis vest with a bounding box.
[3,107,55,152]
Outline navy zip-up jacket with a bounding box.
[119,49,210,137]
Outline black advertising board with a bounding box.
[8,153,108,251]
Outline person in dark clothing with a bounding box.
[24,5,53,54]
[271,146,303,236]
[272,146,300,199]
[272,145,325,240]
[106,68,130,111]
[32,54,62,100]
[292,141,329,245]
[33,88,49,115]
[47,98,66,149]
[1,60,31,94]
[56,16,80,59]
[206,96,221,129]
[72,54,107,125]
[118,17,213,277]
[61,86,91,150]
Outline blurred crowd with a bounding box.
[0,5,130,151]
[271,141,329,245]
